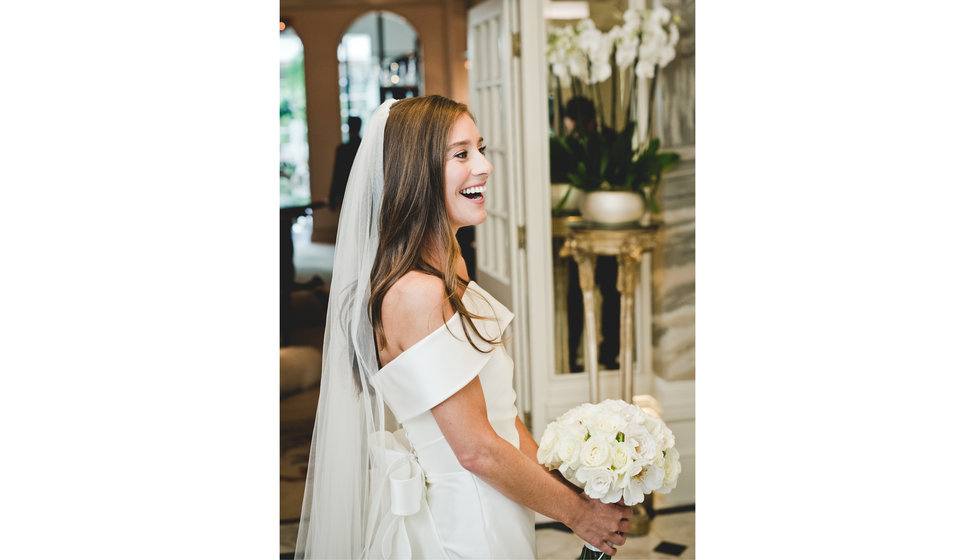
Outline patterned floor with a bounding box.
[533,509,695,560]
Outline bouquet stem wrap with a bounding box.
[581,542,608,559]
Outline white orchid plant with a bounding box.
[548,7,681,213]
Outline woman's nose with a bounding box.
[475,151,493,177]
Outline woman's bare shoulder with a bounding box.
[381,272,453,351]
[386,271,447,312]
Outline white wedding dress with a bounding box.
[367,281,536,559]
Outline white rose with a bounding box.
[602,398,626,411]
[661,447,681,493]
[603,486,624,504]
[646,417,667,449]
[638,463,666,493]
[586,428,617,446]
[560,463,584,488]
[621,475,646,506]
[610,440,632,471]
[616,458,643,490]
[557,434,584,468]
[581,467,614,501]
[567,422,588,441]
[579,438,613,469]
[591,408,626,438]
[629,430,658,462]
[537,427,560,467]
[583,467,624,504]
[579,404,599,423]
[623,403,643,423]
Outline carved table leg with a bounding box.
[617,243,643,402]
[572,251,599,403]
[553,246,570,374]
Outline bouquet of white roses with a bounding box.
[538,399,681,559]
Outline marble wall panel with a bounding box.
[660,0,695,148]
[652,157,695,381]
[647,0,695,382]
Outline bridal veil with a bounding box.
[294,99,398,559]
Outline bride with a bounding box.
[295,95,631,559]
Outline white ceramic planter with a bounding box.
[580,191,646,225]
[551,183,583,212]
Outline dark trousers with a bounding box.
[566,255,620,370]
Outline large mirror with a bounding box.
[547,1,632,374]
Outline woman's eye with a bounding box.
[454,151,468,159]
[478,146,487,154]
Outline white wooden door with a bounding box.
[467,0,531,424]
[468,0,553,437]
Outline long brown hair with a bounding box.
[369,95,499,354]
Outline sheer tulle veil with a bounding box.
[294,99,398,559]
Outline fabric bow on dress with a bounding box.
[368,430,446,559]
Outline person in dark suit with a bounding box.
[329,116,362,210]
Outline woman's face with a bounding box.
[444,114,492,232]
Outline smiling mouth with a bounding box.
[461,185,486,201]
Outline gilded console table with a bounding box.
[559,222,659,403]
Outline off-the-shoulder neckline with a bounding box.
[376,281,483,374]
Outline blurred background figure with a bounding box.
[563,95,597,136]
[329,116,362,210]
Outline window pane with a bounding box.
[280,27,310,206]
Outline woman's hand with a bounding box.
[564,494,633,556]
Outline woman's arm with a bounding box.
[515,416,538,462]
[382,275,631,555]
[432,378,632,556]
